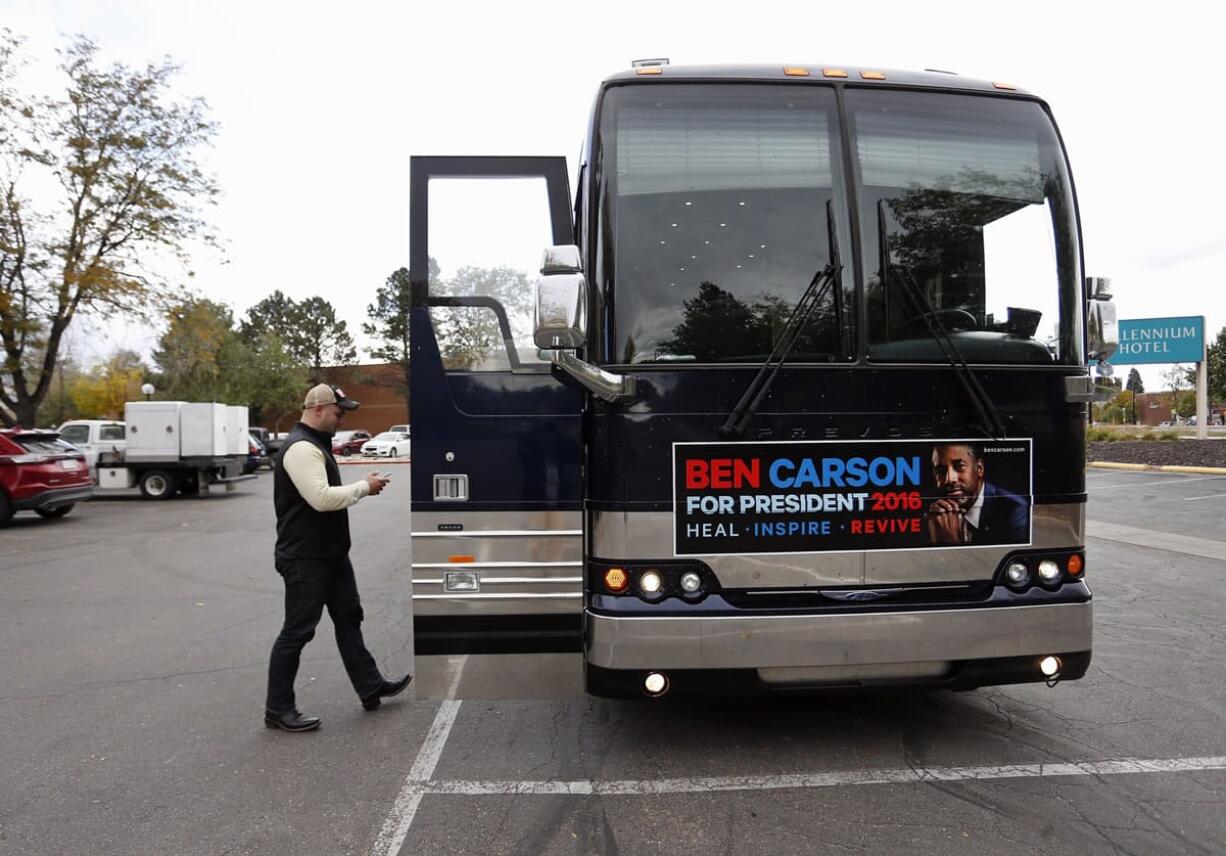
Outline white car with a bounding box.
[361,431,410,459]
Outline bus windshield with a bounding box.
[597,84,1083,366]
[597,84,853,365]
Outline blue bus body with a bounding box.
[410,65,1093,697]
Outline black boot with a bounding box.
[360,674,413,711]
[264,709,322,732]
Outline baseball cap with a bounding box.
[302,383,360,411]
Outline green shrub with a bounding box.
[1086,427,1120,442]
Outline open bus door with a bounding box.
[409,156,583,655]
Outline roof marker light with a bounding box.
[636,66,663,76]
[822,68,848,78]
[783,66,810,77]
[861,70,886,80]
[992,81,1017,90]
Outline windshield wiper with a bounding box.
[719,200,844,440]
[877,200,1007,440]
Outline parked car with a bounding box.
[264,432,290,459]
[332,430,372,457]
[244,434,269,474]
[249,427,272,449]
[389,424,411,435]
[361,431,411,459]
[0,428,93,525]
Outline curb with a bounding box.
[1090,462,1226,475]
[338,458,410,466]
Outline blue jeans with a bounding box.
[265,556,383,713]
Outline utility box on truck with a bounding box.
[94,401,256,500]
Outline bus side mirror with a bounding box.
[1086,276,1118,365]
[534,245,587,350]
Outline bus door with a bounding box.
[409,156,584,655]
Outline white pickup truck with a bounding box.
[57,419,127,481]
[62,402,255,499]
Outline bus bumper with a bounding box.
[584,601,1091,694]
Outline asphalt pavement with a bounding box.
[1,466,1225,854]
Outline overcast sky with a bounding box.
[4,0,1223,391]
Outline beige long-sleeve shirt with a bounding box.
[281,440,371,512]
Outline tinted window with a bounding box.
[598,84,854,364]
[848,90,1083,364]
[99,424,125,440]
[60,425,89,445]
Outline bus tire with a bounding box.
[139,470,175,500]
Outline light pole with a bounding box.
[141,382,155,401]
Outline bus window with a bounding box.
[850,90,1083,365]
[597,85,854,365]
[427,178,554,372]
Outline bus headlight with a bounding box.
[1037,560,1061,585]
[639,570,663,599]
[680,571,702,594]
[1004,562,1030,589]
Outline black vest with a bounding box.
[274,422,351,560]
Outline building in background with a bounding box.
[260,362,408,434]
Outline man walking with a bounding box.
[265,383,411,733]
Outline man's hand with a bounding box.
[365,472,391,496]
[925,498,969,544]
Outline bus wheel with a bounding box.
[139,470,175,500]
[36,504,74,519]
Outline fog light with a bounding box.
[1039,655,1061,677]
[1005,562,1030,588]
[644,672,669,696]
[639,570,663,597]
[1037,560,1061,584]
[603,567,628,593]
[680,571,702,593]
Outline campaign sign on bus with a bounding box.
[673,438,1033,556]
[1109,316,1204,365]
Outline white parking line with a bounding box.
[370,656,467,856]
[425,755,1226,796]
[1185,493,1226,502]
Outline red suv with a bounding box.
[0,428,93,525]
[331,430,371,457]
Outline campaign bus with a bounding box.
[408,62,1117,697]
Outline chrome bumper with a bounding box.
[585,602,1091,671]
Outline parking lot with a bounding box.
[2,466,1225,854]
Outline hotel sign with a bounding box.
[1109,316,1205,365]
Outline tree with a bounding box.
[153,297,308,420]
[295,296,357,379]
[151,298,234,402]
[1175,390,1196,420]
[69,348,145,418]
[1125,368,1144,395]
[216,331,307,427]
[241,290,356,381]
[364,267,413,417]
[0,30,218,427]
[1124,368,1144,423]
[1205,326,1225,404]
